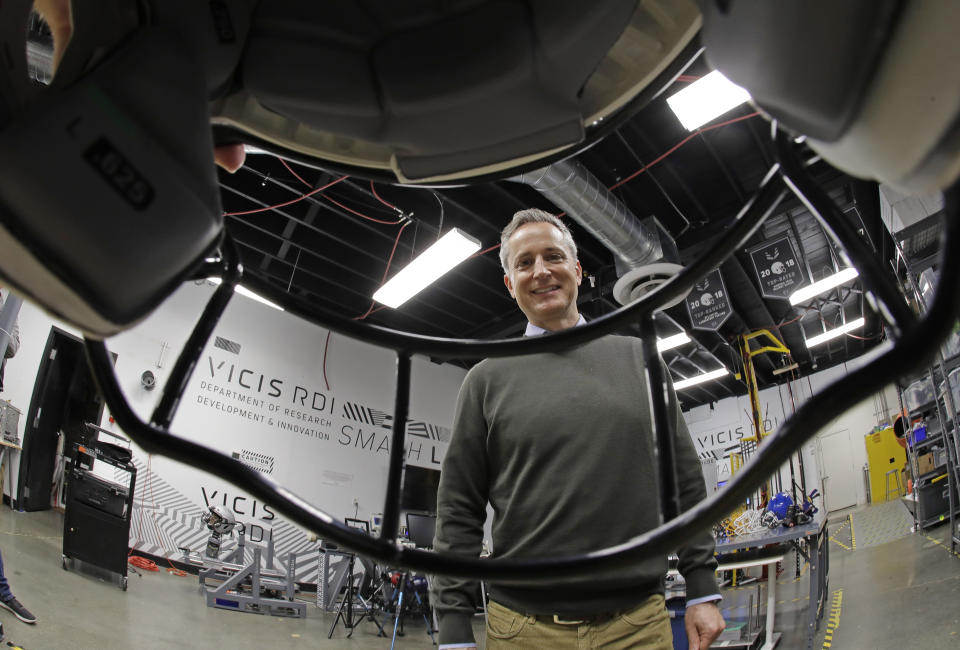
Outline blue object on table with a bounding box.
[667,597,688,650]
[767,491,794,519]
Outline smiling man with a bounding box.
[432,209,725,649]
[502,217,583,333]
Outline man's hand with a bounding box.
[213,143,246,173]
[685,601,725,650]
[35,0,246,172]
[34,0,72,69]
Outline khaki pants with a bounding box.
[485,594,674,650]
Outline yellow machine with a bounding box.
[736,330,791,507]
[865,426,907,502]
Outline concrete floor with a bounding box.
[0,503,958,649]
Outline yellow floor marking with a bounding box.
[849,514,856,550]
[820,589,843,650]
[923,534,960,559]
[831,516,850,535]
[793,560,809,582]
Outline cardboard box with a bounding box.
[917,452,936,476]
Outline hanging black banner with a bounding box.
[749,236,806,299]
[685,269,732,331]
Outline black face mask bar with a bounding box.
[2,1,959,584]
[82,134,960,583]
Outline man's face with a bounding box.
[503,222,582,331]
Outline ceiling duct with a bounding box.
[512,158,686,307]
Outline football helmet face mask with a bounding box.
[0,1,958,580]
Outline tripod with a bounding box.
[327,554,386,639]
[385,571,436,649]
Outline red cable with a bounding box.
[129,455,187,577]
[370,180,401,213]
[268,163,347,378]
[845,332,883,341]
[355,221,412,320]
[321,192,406,225]
[129,555,160,571]
[778,313,805,328]
[358,304,389,320]
[266,159,404,225]
[773,305,816,330]
[378,221,412,286]
[608,112,760,192]
[146,454,186,575]
[354,304,378,323]
[472,243,501,258]
[278,157,312,188]
[553,111,758,220]
[223,175,349,216]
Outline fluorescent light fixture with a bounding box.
[666,70,751,131]
[674,367,730,390]
[373,228,481,308]
[657,332,691,352]
[207,278,284,311]
[789,267,859,305]
[804,317,865,349]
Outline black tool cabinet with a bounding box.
[62,440,137,590]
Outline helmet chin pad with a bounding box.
[0,26,223,337]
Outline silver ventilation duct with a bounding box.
[512,158,686,307]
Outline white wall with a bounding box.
[1,296,82,497]
[3,283,906,568]
[806,345,903,509]
[683,347,903,510]
[684,381,819,503]
[1,282,466,570]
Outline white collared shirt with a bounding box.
[523,314,587,337]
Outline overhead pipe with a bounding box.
[512,158,685,307]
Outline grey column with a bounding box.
[0,292,23,359]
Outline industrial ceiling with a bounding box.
[217,50,903,411]
[21,4,922,411]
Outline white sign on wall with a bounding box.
[7,282,465,579]
[190,339,450,475]
[685,391,785,481]
[138,291,462,573]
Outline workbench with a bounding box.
[714,512,828,650]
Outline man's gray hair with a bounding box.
[499,208,578,274]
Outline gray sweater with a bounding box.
[432,335,718,645]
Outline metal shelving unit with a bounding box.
[930,355,960,551]
[900,360,960,539]
[894,211,960,552]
